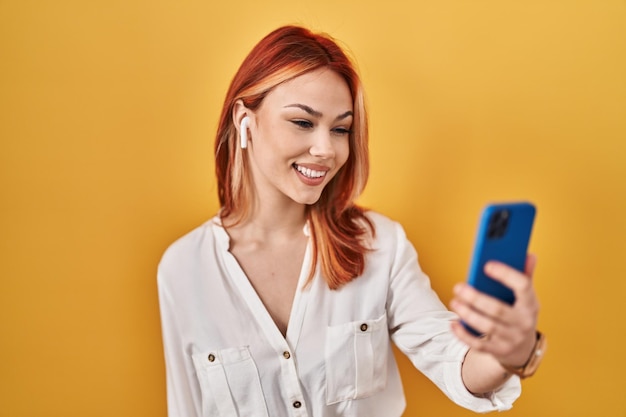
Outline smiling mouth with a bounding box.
[293,164,327,179]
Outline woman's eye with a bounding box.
[332,127,352,136]
[291,120,313,129]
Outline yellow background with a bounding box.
[1,1,625,416]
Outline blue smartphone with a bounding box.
[463,202,536,336]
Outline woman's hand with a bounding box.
[450,254,540,369]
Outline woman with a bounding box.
[158,25,545,417]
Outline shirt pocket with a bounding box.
[325,313,389,404]
[191,346,269,417]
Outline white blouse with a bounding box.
[157,211,521,417]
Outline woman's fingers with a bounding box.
[452,283,509,320]
[483,261,531,296]
[525,253,538,278]
[450,320,518,357]
[451,255,540,364]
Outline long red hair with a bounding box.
[215,25,374,289]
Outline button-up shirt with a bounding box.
[157,212,521,417]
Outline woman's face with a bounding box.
[246,68,352,208]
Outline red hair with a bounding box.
[214,26,374,289]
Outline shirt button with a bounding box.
[293,401,302,408]
[360,323,368,332]
[283,351,291,359]
[207,353,215,362]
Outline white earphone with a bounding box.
[240,116,250,149]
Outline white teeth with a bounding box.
[295,164,326,179]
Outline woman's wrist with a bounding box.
[499,331,547,379]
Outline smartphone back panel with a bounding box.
[467,202,536,305]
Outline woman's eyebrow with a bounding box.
[335,110,353,121]
[284,104,353,121]
[284,103,322,117]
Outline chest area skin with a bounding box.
[229,234,308,337]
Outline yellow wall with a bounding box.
[1,1,624,416]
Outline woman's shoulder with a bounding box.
[363,210,404,234]
[360,210,411,253]
[158,216,220,270]
[360,210,419,275]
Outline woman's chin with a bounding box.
[291,190,324,206]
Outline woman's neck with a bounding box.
[223,198,308,246]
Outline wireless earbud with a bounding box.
[240,116,250,149]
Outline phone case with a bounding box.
[464,202,536,335]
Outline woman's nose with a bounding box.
[309,131,336,159]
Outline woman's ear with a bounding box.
[233,100,252,149]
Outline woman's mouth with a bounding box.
[292,163,330,186]
[293,163,327,179]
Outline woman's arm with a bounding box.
[450,254,542,395]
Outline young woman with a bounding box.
[158,25,545,417]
